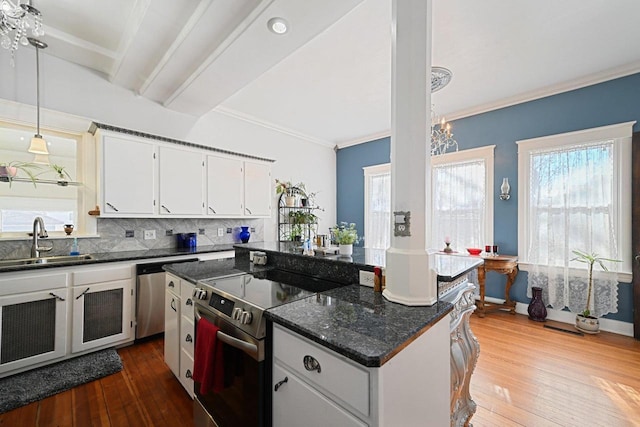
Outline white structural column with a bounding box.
[383,0,437,306]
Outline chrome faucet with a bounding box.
[31,216,52,258]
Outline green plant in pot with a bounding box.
[571,249,621,333]
[0,161,40,187]
[333,222,358,256]
[50,164,72,186]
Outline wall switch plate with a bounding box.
[125,230,134,238]
[144,230,156,240]
[199,228,205,235]
[165,229,173,236]
[217,228,224,237]
[251,227,255,232]
[226,228,232,234]
[359,270,375,287]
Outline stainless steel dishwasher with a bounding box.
[136,258,198,339]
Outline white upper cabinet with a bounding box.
[244,161,271,217]
[159,146,205,215]
[207,155,243,216]
[96,128,272,218]
[101,134,156,216]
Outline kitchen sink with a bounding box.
[0,254,95,268]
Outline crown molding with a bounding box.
[214,106,336,148]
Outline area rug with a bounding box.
[0,348,123,414]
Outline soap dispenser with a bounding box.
[70,237,80,256]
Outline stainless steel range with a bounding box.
[191,270,341,427]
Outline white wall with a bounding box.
[187,110,337,242]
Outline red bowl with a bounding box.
[466,248,482,256]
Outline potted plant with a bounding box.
[276,179,308,207]
[571,249,621,333]
[50,164,72,186]
[0,161,40,187]
[333,222,358,256]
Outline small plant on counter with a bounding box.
[333,222,359,245]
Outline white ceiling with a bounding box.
[29,0,640,147]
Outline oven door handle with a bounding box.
[195,307,259,359]
[216,330,258,359]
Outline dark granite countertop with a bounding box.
[163,257,272,284]
[265,285,453,367]
[235,242,482,282]
[0,244,236,273]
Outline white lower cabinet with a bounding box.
[164,275,181,377]
[71,264,134,353]
[164,272,196,397]
[0,282,69,376]
[272,318,451,427]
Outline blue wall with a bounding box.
[337,72,640,323]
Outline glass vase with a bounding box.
[239,226,251,243]
[527,286,547,322]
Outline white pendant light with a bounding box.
[27,37,49,155]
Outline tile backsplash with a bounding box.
[0,218,263,260]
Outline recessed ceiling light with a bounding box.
[268,17,289,35]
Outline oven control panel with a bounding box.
[208,293,235,318]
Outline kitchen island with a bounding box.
[167,243,481,426]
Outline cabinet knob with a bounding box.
[209,206,216,214]
[303,355,321,373]
[245,207,253,215]
[168,281,175,288]
[274,376,288,392]
[186,334,193,343]
[106,202,119,212]
[186,298,193,306]
[161,204,172,213]
[186,369,192,379]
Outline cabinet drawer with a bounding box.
[180,282,195,319]
[166,274,181,295]
[180,348,194,398]
[272,363,367,427]
[273,325,369,417]
[180,316,194,358]
[74,265,132,286]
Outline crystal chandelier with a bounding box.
[430,67,458,156]
[0,0,44,65]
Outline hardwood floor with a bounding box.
[1,314,639,426]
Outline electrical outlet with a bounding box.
[251,227,255,232]
[217,228,224,237]
[359,270,375,287]
[165,229,173,236]
[125,230,134,238]
[144,230,156,240]
[199,228,205,235]
[226,228,232,234]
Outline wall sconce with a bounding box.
[500,178,510,200]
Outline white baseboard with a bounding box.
[482,296,634,337]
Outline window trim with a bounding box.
[363,145,495,250]
[516,121,635,281]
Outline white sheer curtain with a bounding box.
[430,160,486,251]
[526,140,619,317]
[364,168,391,266]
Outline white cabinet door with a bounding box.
[272,363,367,427]
[164,287,180,377]
[206,155,243,216]
[0,288,69,376]
[102,134,156,216]
[244,161,271,217]
[158,146,205,215]
[71,278,133,353]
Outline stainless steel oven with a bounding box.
[193,306,265,427]
[191,271,341,427]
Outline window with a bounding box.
[517,122,634,317]
[0,122,81,236]
[363,146,494,254]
